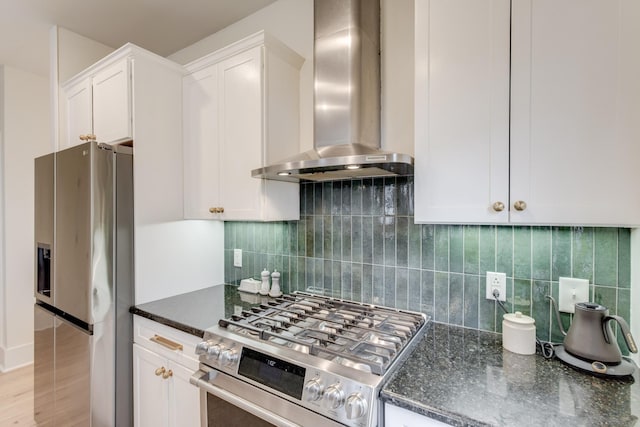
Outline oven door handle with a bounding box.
[190,370,301,427]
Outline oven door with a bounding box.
[191,365,344,427]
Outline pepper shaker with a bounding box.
[269,269,282,298]
[259,268,270,296]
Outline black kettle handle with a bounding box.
[604,315,638,353]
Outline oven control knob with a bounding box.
[195,341,209,356]
[304,378,323,401]
[323,384,345,410]
[196,340,221,358]
[206,344,222,359]
[219,348,238,367]
[345,393,368,419]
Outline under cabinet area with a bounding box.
[133,316,201,427]
[183,31,303,221]
[414,0,640,226]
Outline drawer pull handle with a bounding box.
[155,367,166,376]
[150,334,183,351]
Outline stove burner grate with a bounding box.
[218,292,426,376]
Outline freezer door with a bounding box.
[34,153,55,305]
[34,304,54,426]
[54,315,92,426]
[55,142,114,325]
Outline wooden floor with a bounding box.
[0,364,37,426]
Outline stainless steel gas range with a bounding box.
[190,292,430,427]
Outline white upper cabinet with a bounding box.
[217,47,264,220]
[183,31,303,221]
[64,77,93,149]
[415,0,640,226]
[414,0,510,224]
[61,55,131,148]
[509,0,640,225]
[91,58,131,144]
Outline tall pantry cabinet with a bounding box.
[60,43,185,223]
[414,0,640,226]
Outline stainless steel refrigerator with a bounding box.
[34,141,134,426]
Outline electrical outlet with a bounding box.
[558,277,589,313]
[233,249,242,267]
[486,272,506,301]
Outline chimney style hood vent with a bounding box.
[252,0,413,183]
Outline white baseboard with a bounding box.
[0,341,34,372]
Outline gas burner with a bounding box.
[215,291,427,377]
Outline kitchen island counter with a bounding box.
[381,322,640,426]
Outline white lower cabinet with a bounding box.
[385,403,451,427]
[133,316,201,427]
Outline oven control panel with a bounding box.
[301,371,374,427]
[196,336,376,427]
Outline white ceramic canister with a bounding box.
[502,311,536,355]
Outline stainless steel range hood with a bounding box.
[252,0,413,183]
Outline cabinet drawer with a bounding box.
[385,403,451,427]
[134,315,201,370]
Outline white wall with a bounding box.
[134,221,224,304]
[51,26,115,151]
[168,0,416,157]
[0,66,50,372]
[170,0,314,154]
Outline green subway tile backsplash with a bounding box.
[223,177,632,341]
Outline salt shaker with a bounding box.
[269,270,282,298]
[259,268,270,295]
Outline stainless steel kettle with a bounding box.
[552,301,637,363]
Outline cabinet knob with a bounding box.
[154,367,166,376]
[79,135,87,141]
[87,134,97,141]
[209,207,225,214]
[513,200,527,211]
[162,369,173,380]
[492,201,505,212]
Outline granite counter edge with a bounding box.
[380,389,492,427]
[130,306,206,338]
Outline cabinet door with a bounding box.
[133,344,169,427]
[217,46,264,220]
[183,65,221,219]
[64,78,93,149]
[168,361,201,427]
[510,0,640,225]
[414,0,511,224]
[92,58,132,143]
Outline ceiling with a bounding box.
[0,0,277,77]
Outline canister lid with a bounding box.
[503,311,535,325]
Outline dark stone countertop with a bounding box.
[381,322,640,427]
[131,284,274,338]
